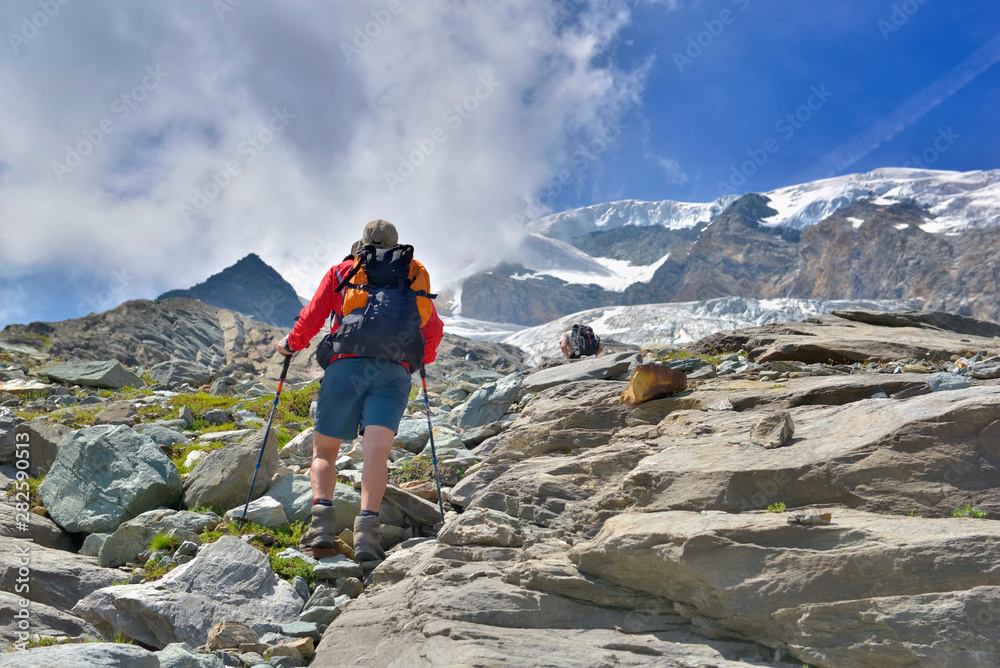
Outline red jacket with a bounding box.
[287,256,444,369]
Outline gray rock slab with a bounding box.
[265,473,312,524]
[572,509,1000,668]
[224,495,288,528]
[522,352,640,393]
[98,508,221,568]
[149,360,215,389]
[39,360,143,390]
[612,385,1000,517]
[382,484,444,527]
[134,424,189,448]
[0,540,120,610]
[0,502,76,551]
[0,407,24,465]
[0,643,159,667]
[157,642,226,668]
[458,372,524,430]
[182,427,277,511]
[38,425,182,533]
[0,591,98,641]
[279,426,314,459]
[12,420,71,477]
[73,536,303,649]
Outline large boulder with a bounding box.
[148,360,214,388]
[73,536,303,649]
[223,495,288,528]
[522,352,639,393]
[182,427,278,511]
[39,360,142,390]
[0,540,120,610]
[97,508,222,567]
[134,424,189,449]
[572,509,1000,668]
[458,372,524,430]
[0,407,24,465]
[0,643,158,667]
[38,425,182,533]
[12,420,71,476]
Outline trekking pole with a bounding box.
[419,365,446,524]
[240,353,292,522]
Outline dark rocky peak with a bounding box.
[717,193,779,230]
[157,253,302,328]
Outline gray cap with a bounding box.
[361,219,398,248]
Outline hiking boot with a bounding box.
[353,515,386,562]
[300,504,337,549]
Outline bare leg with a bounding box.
[311,431,342,501]
[359,425,394,512]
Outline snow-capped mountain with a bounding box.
[459,169,1000,328]
[530,168,1000,243]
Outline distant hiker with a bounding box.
[277,219,443,562]
[560,323,602,359]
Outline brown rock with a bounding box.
[206,620,259,651]
[400,480,438,502]
[94,402,139,427]
[750,411,795,449]
[620,363,687,407]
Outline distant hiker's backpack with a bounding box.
[317,244,433,372]
[569,324,600,358]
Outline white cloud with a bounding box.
[0,0,647,322]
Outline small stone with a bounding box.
[750,411,795,449]
[926,372,972,392]
[337,576,364,599]
[291,575,310,601]
[206,620,259,651]
[279,621,322,641]
[202,409,232,425]
[297,605,341,626]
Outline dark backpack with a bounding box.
[569,324,600,357]
[317,244,432,372]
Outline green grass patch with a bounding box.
[766,384,787,390]
[767,502,786,513]
[140,555,175,581]
[953,504,988,519]
[6,476,45,508]
[270,555,316,582]
[148,531,183,552]
[169,392,244,416]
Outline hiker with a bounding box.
[560,323,602,359]
[277,219,443,562]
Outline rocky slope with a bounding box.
[2,309,1000,667]
[0,298,524,387]
[157,253,304,328]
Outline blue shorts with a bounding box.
[314,357,411,441]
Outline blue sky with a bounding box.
[560,0,1000,209]
[0,0,998,329]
